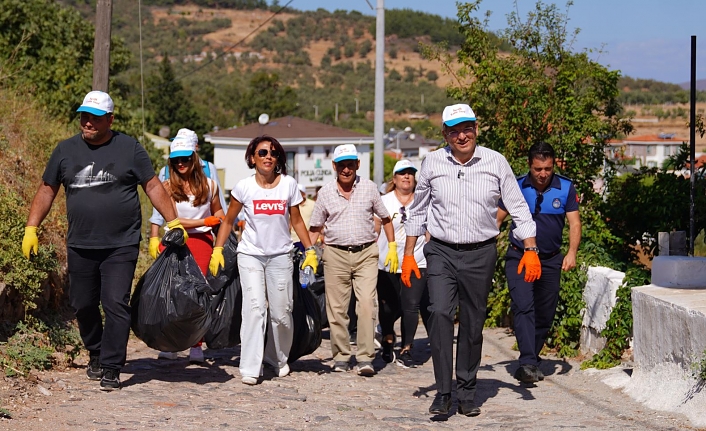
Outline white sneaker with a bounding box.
[189,346,204,364]
[241,376,258,385]
[158,351,178,360]
[276,364,290,378]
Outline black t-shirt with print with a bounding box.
[42,132,156,248]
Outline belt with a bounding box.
[430,236,496,251]
[329,241,374,253]
[510,244,561,260]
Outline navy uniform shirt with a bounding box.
[499,173,579,253]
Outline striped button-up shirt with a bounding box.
[406,145,535,244]
[310,176,390,246]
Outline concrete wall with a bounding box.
[632,285,706,371]
[580,267,625,355]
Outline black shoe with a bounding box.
[100,369,121,391]
[396,350,416,368]
[381,338,395,363]
[86,355,102,381]
[458,399,481,417]
[514,364,539,383]
[535,366,545,381]
[428,393,452,415]
[349,332,357,345]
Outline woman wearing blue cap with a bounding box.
[375,159,430,368]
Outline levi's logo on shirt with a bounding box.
[253,200,287,215]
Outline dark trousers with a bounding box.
[376,269,430,348]
[425,240,496,401]
[67,245,139,370]
[505,247,563,366]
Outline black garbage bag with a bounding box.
[288,250,323,363]
[206,231,239,293]
[204,232,243,349]
[307,271,328,329]
[130,229,212,352]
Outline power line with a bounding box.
[145,0,294,93]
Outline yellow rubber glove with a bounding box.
[209,246,224,276]
[518,250,542,283]
[384,241,399,274]
[148,237,160,259]
[401,255,421,288]
[166,219,188,243]
[300,249,319,274]
[22,226,39,259]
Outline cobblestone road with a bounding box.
[0,326,695,430]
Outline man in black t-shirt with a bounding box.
[21,91,186,391]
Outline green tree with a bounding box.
[146,55,205,139]
[239,70,299,124]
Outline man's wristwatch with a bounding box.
[305,246,316,252]
[524,246,539,253]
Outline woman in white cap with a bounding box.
[375,159,430,368]
[209,135,318,385]
[149,134,225,363]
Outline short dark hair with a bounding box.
[528,142,555,163]
[245,135,288,175]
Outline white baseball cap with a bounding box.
[393,159,417,174]
[297,184,307,194]
[333,144,358,163]
[76,91,114,116]
[442,104,476,127]
[170,135,197,158]
[171,128,199,146]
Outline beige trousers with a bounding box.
[322,244,379,363]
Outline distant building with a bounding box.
[605,133,685,169]
[204,117,373,194]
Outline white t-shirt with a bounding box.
[164,179,215,234]
[377,191,427,271]
[232,174,303,256]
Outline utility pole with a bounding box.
[93,0,113,92]
[373,0,385,186]
[335,103,339,123]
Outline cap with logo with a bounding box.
[333,144,359,163]
[393,159,417,175]
[169,129,198,158]
[76,91,114,116]
[442,104,476,127]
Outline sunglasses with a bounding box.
[399,206,407,224]
[446,125,477,139]
[257,149,279,158]
[535,193,544,215]
[171,156,193,165]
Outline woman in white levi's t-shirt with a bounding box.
[209,136,318,385]
[374,160,430,369]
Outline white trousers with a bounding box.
[237,252,294,378]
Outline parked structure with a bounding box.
[605,133,685,169]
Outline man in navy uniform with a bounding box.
[497,141,581,383]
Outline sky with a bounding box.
[285,0,706,85]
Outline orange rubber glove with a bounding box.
[400,255,421,288]
[237,220,246,230]
[204,216,222,227]
[518,250,542,282]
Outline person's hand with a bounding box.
[148,237,160,259]
[237,220,246,230]
[384,241,399,273]
[401,255,421,288]
[204,216,223,227]
[562,252,577,272]
[209,247,224,276]
[518,250,542,282]
[301,249,318,273]
[22,226,38,259]
[166,219,189,243]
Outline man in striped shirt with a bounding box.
[401,104,542,417]
[309,144,399,377]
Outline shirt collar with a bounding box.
[521,172,561,191]
[444,145,483,166]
